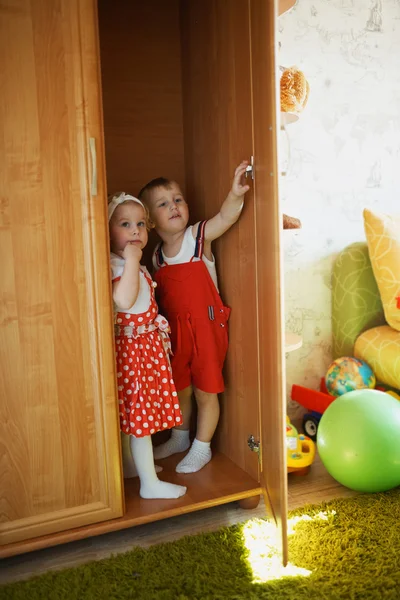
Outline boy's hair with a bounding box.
[138,177,174,206]
[107,191,153,230]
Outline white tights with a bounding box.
[121,433,187,499]
[121,432,162,477]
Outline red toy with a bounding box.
[292,377,400,441]
[291,378,336,440]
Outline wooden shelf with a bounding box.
[279,0,298,16]
[283,226,301,233]
[280,111,299,127]
[288,452,358,511]
[0,453,261,559]
[285,332,302,352]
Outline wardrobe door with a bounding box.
[250,0,288,564]
[0,0,123,550]
[180,0,261,482]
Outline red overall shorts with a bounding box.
[154,221,230,394]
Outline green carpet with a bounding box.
[2,490,400,600]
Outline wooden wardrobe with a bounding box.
[1,0,294,563]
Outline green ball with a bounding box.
[317,389,400,492]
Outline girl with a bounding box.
[108,192,186,499]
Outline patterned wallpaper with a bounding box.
[278,0,400,417]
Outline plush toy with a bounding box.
[280,66,309,114]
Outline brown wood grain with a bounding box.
[0,0,123,547]
[1,0,290,559]
[180,0,260,483]
[98,0,186,197]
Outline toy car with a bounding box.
[291,378,335,441]
[291,379,400,441]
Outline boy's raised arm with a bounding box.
[201,160,250,242]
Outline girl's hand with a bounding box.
[231,161,250,198]
[123,242,142,263]
[113,243,141,310]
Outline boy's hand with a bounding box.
[123,242,142,263]
[196,159,251,246]
[231,160,250,198]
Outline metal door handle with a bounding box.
[245,155,254,180]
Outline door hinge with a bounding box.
[247,434,260,455]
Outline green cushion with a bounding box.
[332,242,386,358]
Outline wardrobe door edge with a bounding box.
[249,0,289,565]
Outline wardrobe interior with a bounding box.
[97,0,269,513]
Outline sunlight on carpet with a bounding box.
[241,511,336,582]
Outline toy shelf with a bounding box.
[280,112,299,127]
[285,332,302,353]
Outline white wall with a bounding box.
[279,0,400,416]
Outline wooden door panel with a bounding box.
[0,0,123,547]
[249,0,288,564]
[180,0,260,481]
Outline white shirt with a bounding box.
[110,253,152,314]
[152,226,219,290]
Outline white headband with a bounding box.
[108,192,145,222]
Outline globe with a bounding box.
[325,356,375,397]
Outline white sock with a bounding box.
[121,432,162,478]
[175,438,212,474]
[130,435,187,499]
[153,428,191,460]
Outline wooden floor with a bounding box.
[1,452,357,585]
[287,451,357,510]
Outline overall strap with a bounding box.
[155,243,164,267]
[194,220,207,259]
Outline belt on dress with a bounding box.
[114,314,172,356]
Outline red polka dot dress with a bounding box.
[112,262,182,438]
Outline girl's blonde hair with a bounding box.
[107,191,153,230]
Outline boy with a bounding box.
[139,161,249,473]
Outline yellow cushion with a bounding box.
[363,208,400,331]
[354,325,400,389]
